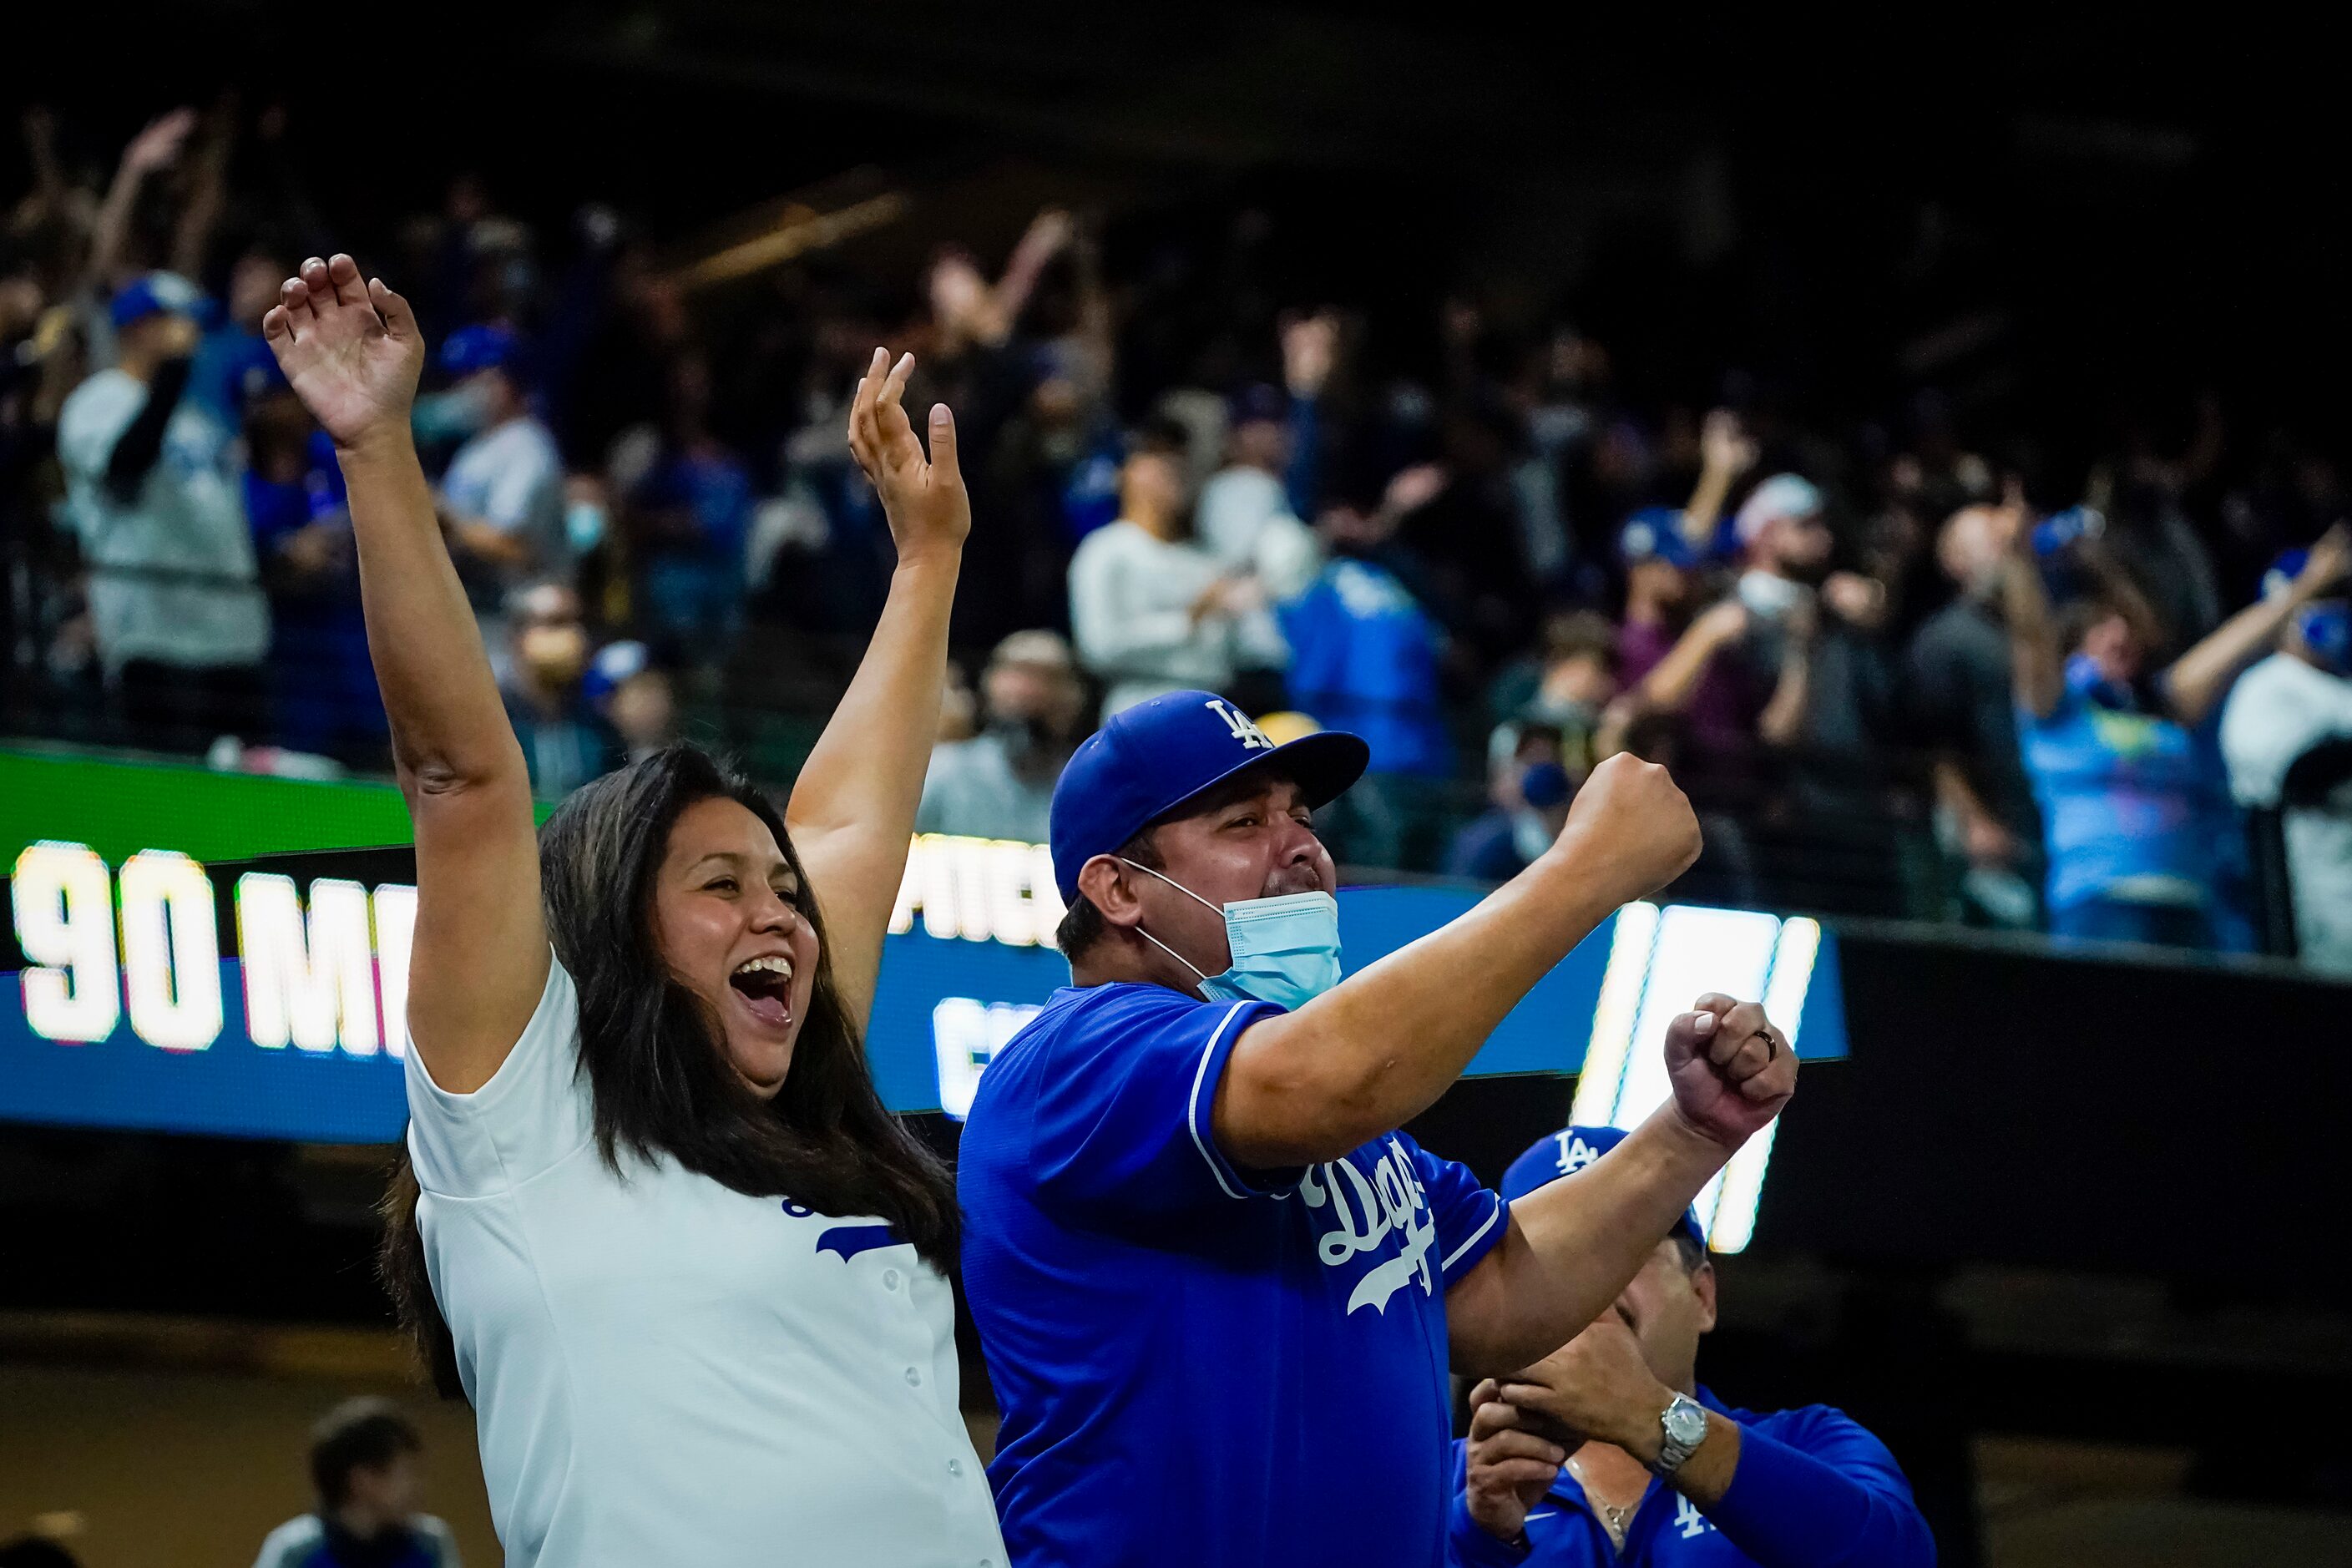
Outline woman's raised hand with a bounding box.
[846,348,969,564]
[261,254,424,456]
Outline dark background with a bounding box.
[12,8,2350,463]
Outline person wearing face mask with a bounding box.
[917,630,1089,842]
[2220,546,2352,974]
[2006,504,2349,949]
[497,580,618,800]
[263,253,997,1566]
[1448,733,1574,884]
[1449,1126,1933,1568]
[959,687,1802,1568]
[428,324,567,644]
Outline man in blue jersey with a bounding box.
[1449,1127,1934,1567]
[959,689,1800,1568]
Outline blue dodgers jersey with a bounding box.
[1444,1389,1935,1568]
[960,982,1510,1568]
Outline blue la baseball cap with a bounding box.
[1617,505,1702,570]
[1049,690,1369,901]
[2263,549,2307,599]
[1500,1125,1707,1250]
[440,322,525,379]
[109,271,206,331]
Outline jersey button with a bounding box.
[947,1459,963,1477]
[904,1366,923,1387]
[883,1267,902,1291]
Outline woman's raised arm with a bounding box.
[265,255,547,1094]
[786,352,969,1027]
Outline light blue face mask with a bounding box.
[1121,860,1343,1012]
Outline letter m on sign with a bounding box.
[1204,698,1274,751]
[235,873,382,1055]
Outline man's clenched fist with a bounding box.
[1664,994,1796,1149]
[1550,752,1702,909]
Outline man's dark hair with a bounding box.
[380,743,960,1396]
[1669,1232,1707,1274]
[310,1397,422,1510]
[1055,827,1161,961]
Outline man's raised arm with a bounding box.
[1213,752,1702,1170]
[1448,997,1794,1374]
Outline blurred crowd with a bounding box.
[6,104,2351,969]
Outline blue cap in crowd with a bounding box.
[2263,548,2324,600]
[1520,759,1571,811]
[1230,382,1289,427]
[581,639,650,709]
[440,322,526,380]
[1500,1125,1707,1250]
[109,271,206,331]
[1617,505,1703,570]
[1049,689,1369,901]
[2264,547,2352,673]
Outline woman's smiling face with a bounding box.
[650,797,821,1098]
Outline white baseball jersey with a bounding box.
[405,954,1004,1566]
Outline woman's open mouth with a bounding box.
[728,955,796,1030]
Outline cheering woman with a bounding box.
[264,255,1004,1565]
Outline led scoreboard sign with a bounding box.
[4,796,1846,1250]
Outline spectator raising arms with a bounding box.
[57,273,269,749]
[2220,545,2352,974]
[2006,508,2349,949]
[262,254,999,1565]
[1910,502,2041,928]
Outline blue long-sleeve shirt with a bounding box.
[1446,1387,1935,1568]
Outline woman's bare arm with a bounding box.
[265,255,545,1094]
[787,352,969,1028]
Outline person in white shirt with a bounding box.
[1069,444,1259,718]
[250,1397,461,1568]
[432,324,567,635]
[263,252,1001,1567]
[1193,384,1323,685]
[2220,536,2352,974]
[56,272,269,750]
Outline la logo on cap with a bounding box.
[1205,698,1274,751]
[1554,1130,1602,1176]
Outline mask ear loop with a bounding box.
[1134,926,1211,984]
[1116,857,1224,984]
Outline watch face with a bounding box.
[1663,1399,1708,1447]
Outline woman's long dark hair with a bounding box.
[382,743,959,1396]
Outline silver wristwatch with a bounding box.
[1652,1393,1709,1477]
